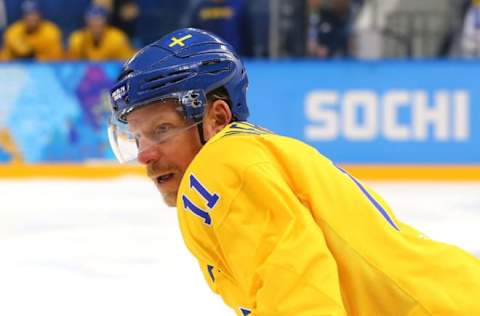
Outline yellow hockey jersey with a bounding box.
[1,20,63,61]
[176,122,480,316]
[67,26,134,61]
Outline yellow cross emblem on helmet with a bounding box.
[169,34,193,47]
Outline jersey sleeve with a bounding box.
[364,184,424,237]
[216,162,347,315]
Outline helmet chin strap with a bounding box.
[196,122,207,145]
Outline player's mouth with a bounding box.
[156,173,175,184]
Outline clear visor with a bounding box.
[108,102,201,163]
[108,116,139,163]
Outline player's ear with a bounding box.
[203,99,232,140]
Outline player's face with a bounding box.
[23,12,41,31]
[87,16,106,38]
[126,100,202,207]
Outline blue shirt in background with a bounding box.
[190,0,251,56]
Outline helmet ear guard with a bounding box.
[181,89,207,122]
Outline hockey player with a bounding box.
[108,28,480,315]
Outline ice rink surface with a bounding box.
[0,177,479,316]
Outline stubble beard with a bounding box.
[147,161,181,207]
[161,189,177,207]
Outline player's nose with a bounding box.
[137,139,160,165]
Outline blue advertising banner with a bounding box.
[248,60,480,164]
[0,62,118,163]
[0,60,479,164]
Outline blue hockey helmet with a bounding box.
[109,27,249,124]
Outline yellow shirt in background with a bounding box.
[1,20,63,61]
[177,122,480,316]
[68,26,134,61]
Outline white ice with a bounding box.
[0,177,479,316]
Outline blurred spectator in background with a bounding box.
[459,0,480,57]
[189,0,251,56]
[67,4,134,61]
[92,0,140,46]
[111,0,140,45]
[0,0,63,61]
[245,0,269,57]
[307,0,351,58]
[270,0,307,58]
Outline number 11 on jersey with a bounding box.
[182,174,220,226]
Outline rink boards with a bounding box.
[1,164,480,181]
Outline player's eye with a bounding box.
[152,124,173,142]
[154,124,172,134]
